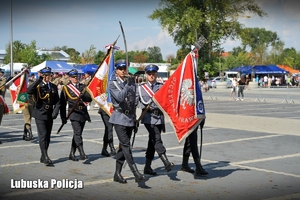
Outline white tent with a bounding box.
[31,61,82,73]
[0,63,28,72]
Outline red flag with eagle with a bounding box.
[152,52,205,144]
[86,44,119,116]
[7,69,29,114]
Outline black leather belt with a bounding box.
[146,109,162,115]
[114,108,132,115]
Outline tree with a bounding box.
[147,46,163,63]
[4,40,51,66]
[82,45,97,64]
[94,50,106,65]
[149,0,266,74]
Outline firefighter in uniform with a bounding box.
[109,59,145,184]
[181,120,209,176]
[59,69,92,161]
[27,67,60,165]
[137,64,174,175]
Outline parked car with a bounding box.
[208,77,232,88]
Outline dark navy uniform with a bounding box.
[59,69,92,161]
[182,120,208,176]
[109,59,145,184]
[98,108,116,157]
[27,67,60,165]
[137,64,174,175]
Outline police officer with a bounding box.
[27,67,60,165]
[109,59,145,184]
[137,64,174,176]
[181,120,208,176]
[98,107,116,157]
[22,67,34,141]
[59,69,92,161]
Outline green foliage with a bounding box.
[4,40,51,66]
[147,46,163,62]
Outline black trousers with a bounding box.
[99,111,113,143]
[183,127,200,160]
[35,118,53,153]
[114,124,135,168]
[70,120,86,147]
[144,124,166,160]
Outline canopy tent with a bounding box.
[232,65,288,75]
[0,63,28,72]
[81,64,98,74]
[277,65,300,74]
[31,61,82,73]
[128,67,144,75]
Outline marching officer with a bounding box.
[59,69,92,161]
[98,106,116,157]
[137,64,174,176]
[109,59,145,184]
[27,66,60,165]
[181,120,209,176]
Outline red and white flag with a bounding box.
[86,50,115,116]
[7,69,29,114]
[152,52,206,144]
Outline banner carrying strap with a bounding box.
[67,84,89,106]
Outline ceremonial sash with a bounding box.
[0,96,10,114]
[67,84,89,106]
[141,84,155,97]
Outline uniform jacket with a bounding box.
[108,76,137,127]
[59,82,92,122]
[136,81,164,125]
[27,79,60,121]
[0,76,6,97]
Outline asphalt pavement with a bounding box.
[0,88,300,200]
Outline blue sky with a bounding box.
[0,0,300,60]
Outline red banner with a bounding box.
[152,53,205,144]
[87,53,114,116]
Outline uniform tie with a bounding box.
[151,84,154,90]
[48,83,51,89]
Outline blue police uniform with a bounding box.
[59,69,92,161]
[27,67,60,165]
[137,64,174,175]
[109,59,145,184]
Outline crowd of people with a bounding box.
[0,60,208,184]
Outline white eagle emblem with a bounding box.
[180,79,194,109]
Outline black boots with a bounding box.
[69,146,79,161]
[101,142,110,157]
[78,145,88,160]
[194,158,208,176]
[113,162,127,184]
[109,142,116,156]
[41,150,52,166]
[23,123,34,141]
[130,164,145,183]
[181,155,195,173]
[159,153,174,172]
[144,158,157,175]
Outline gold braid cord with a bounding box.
[37,85,50,102]
[63,85,79,100]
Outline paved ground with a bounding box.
[0,88,300,200]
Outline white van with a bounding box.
[224,71,240,81]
